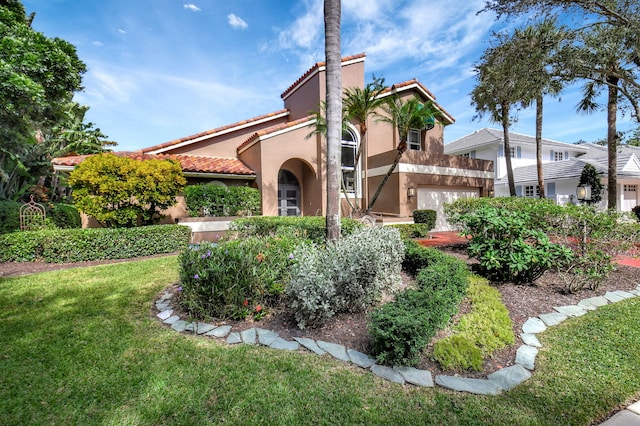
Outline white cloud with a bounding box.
[183,4,201,12]
[277,0,323,50]
[118,28,127,34]
[92,41,104,47]
[227,13,248,30]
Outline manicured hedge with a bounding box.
[413,209,436,229]
[184,184,261,217]
[401,239,449,276]
[0,224,191,263]
[388,223,430,239]
[368,246,469,366]
[227,216,364,244]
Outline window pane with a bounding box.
[341,144,355,167]
[342,170,355,192]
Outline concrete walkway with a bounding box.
[599,401,640,425]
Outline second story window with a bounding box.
[509,147,516,158]
[408,129,421,151]
[554,151,564,161]
[341,129,358,193]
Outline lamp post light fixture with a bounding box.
[488,189,495,198]
[576,184,592,202]
[407,187,416,198]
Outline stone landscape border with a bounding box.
[155,285,640,395]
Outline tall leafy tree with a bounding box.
[323,0,342,242]
[368,97,446,210]
[342,76,386,210]
[0,1,88,200]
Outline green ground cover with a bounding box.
[1,256,638,425]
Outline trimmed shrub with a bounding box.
[432,276,514,371]
[179,235,300,320]
[227,216,364,244]
[413,209,436,228]
[183,184,261,217]
[402,239,448,276]
[388,223,430,239]
[367,290,433,366]
[48,203,81,229]
[632,205,640,222]
[368,250,469,366]
[0,225,190,263]
[286,227,405,328]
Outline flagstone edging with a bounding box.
[155,284,640,395]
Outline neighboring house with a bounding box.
[445,128,640,212]
[54,53,494,231]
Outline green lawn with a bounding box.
[1,256,639,425]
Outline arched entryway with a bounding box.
[278,170,300,216]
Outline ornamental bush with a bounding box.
[0,224,190,262]
[388,223,430,239]
[413,209,436,228]
[458,206,573,283]
[69,153,186,227]
[178,235,301,320]
[286,227,404,329]
[183,184,261,217]
[402,239,448,276]
[368,250,469,366]
[227,216,364,244]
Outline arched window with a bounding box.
[341,128,359,193]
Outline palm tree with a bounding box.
[471,35,524,197]
[323,0,342,242]
[342,76,386,210]
[513,19,567,199]
[367,97,446,210]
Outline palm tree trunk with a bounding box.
[535,95,545,198]
[501,102,516,197]
[324,0,342,242]
[606,74,619,210]
[368,143,405,211]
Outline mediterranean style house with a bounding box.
[445,128,640,212]
[54,53,494,230]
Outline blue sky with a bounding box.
[23,0,636,152]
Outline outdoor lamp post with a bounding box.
[576,184,592,202]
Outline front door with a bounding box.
[278,185,300,216]
[278,170,301,216]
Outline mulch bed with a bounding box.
[2,248,639,379]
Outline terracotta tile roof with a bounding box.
[236,115,316,154]
[380,79,455,125]
[140,109,289,154]
[52,152,255,176]
[280,53,366,99]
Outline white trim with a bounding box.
[237,118,317,154]
[376,83,455,125]
[147,111,290,154]
[281,56,366,101]
[367,163,494,179]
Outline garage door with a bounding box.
[417,187,479,231]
